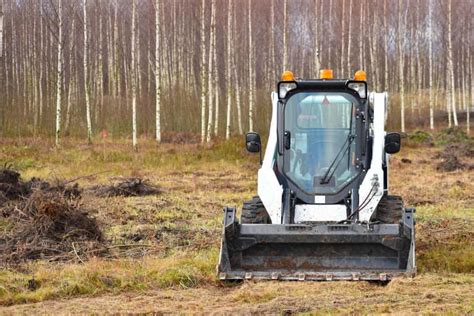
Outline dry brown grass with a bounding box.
[0,133,472,314]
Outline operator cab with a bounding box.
[276,70,370,217]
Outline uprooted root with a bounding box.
[0,189,105,264]
[90,177,161,197]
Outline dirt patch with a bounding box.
[0,190,104,264]
[90,177,161,197]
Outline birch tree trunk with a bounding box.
[270,0,276,82]
[0,1,3,58]
[383,0,389,91]
[213,9,219,137]
[313,0,320,76]
[248,0,254,131]
[283,0,288,70]
[206,0,215,142]
[447,0,458,127]
[340,0,345,77]
[155,0,161,143]
[225,1,232,140]
[131,0,138,151]
[398,0,406,133]
[83,0,92,144]
[55,0,63,147]
[346,0,352,76]
[428,0,434,129]
[233,5,243,135]
[200,0,206,143]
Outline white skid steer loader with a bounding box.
[218,70,416,281]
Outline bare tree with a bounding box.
[155,0,161,143]
[55,0,63,146]
[446,0,458,127]
[0,0,3,57]
[206,0,216,142]
[248,0,254,131]
[428,0,434,130]
[83,0,92,144]
[200,0,206,143]
[283,0,288,70]
[225,1,232,140]
[131,0,137,151]
[398,0,406,133]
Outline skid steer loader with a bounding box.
[217,69,416,281]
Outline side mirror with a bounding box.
[385,132,401,154]
[246,132,261,153]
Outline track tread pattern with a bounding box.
[372,195,404,224]
[241,196,271,224]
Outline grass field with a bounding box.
[0,130,473,314]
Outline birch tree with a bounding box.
[428,0,434,130]
[283,0,288,70]
[55,0,63,146]
[200,0,206,143]
[446,0,458,127]
[206,0,215,142]
[155,0,161,143]
[131,0,137,151]
[248,0,254,131]
[225,1,232,140]
[0,1,3,57]
[83,0,92,144]
[398,0,406,133]
[233,4,243,135]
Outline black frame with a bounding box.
[276,79,371,205]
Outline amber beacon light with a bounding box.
[281,70,295,81]
[320,69,334,79]
[354,70,367,81]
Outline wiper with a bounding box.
[320,103,355,185]
[319,134,355,184]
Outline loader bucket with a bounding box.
[218,207,416,281]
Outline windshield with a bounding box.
[283,92,359,195]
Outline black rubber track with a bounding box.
[241,196,271,224]
[372,195,404,224]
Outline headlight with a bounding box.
[279,82,297,98]
[347,82,367,99]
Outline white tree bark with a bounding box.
[383,0,389,91]
[83,0,92,144]
[283,0,288,70]
[213,9,219,137]
[248,0,254,131]
[313,0,320,76]
[206,0,216,142]
[428,0,434,129]
[131,0,138,151]
[398,0,406,133]
[340,0,345,77]
[225,1,232,140]
[346,0,352,76]
[447,0,458,127]
[200,0,206,143]
[233,5,243,135]
[0,0,3,58]
[55,0,63,147]
[155,0,161,143]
